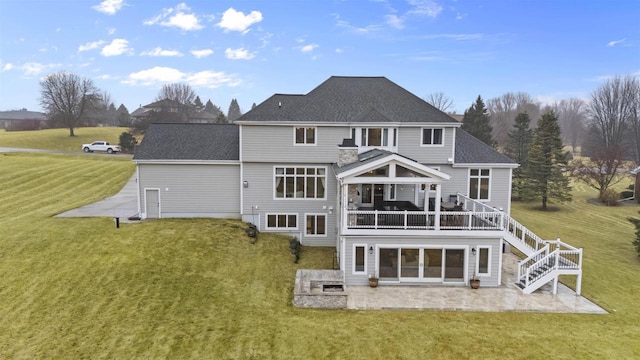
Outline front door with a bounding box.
[145,189,160,219]
[373,184,384,206]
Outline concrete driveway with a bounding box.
[55,174,139,221]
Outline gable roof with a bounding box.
[133,123,239,161]
[237,76,458,124]
[455,128,517,165]
[0,110,46,120]
[143,98,185,109]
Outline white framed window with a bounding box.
[475,246,491,276]
[294,127,316,145]
[274,166,326,199]
[353,244,367,274]
[469,168,490,200]
[265,213,298,230]
[305,214,327,237]
[352,127,398,148]
[421,128,444,146]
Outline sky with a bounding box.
[0,0,639,115]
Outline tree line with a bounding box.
[38,71,247,136]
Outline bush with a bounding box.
[627,214,640,256]
[118,131,137,153]
[600,189,619,206]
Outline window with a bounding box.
[306,214,326,236]
[274,167,326,199]
[422,128,444,145]
[477,246,490,276]
[353,127,397,148]
[295,127,316,145]
[361,184,372,204]
[266,213,297,229]
[353,245,366,274]
[469,169,490,200]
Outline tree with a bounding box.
[504,112,533,200]
[570,137,626,202]
[524,111,572,210]
[194,96,204,111]
[116,104,131,127]
[227,98,242,122]
[461,95,495,147]
[627,213,640,255]
[554,98,586,154]
[118,131,137,153]
[425,92,454,112]
[155,83,198,122]
[487,92,541,147]
[39,71,100,136]
[204,99,223,118]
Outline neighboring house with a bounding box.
[133,76,583,294]
[0,110,46,131]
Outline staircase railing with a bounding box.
[517,245,550,283]
[519,249,559,290]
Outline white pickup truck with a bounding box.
[82,141,121,154]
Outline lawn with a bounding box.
[0,153,639,359]
[0,127,132,152]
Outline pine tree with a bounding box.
[461,95,495,147]
[194,96,203,110]
[505,112,533,200]
[524,110,572,210]
[227,98,242,122]
[204,99,215,113]
[251,102,257,110]
[116,104,131,127]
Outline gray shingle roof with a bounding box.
[133,123,239,161]
[0,110,46,120]
[237,76,457,124]
[455,129,516,164]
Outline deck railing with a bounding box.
[345,209,503,231]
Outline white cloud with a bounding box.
[407,0,443,18]
[385,14,405,29]
[96,74,112,80]
[101,39,131,56]
[217,8,263,33]
[93,0,124,15]
[335,48,343,53]
[607,38,626,47]
[2,63,14,71]
[123,66,240,88]
[107,27,116,35]
[300,44,319,53]
[144,3,203,31]
[191,49,214,58]
[8,62,61,76]
[334,14,382,34]
[78,40,105,52]
[140,47,183,57]
[225,47,255,60]
[421,33,483,41]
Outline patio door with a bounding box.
[378,246,467,284]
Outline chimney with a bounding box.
[337,138,358,167]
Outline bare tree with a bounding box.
[570,140,626,201]
[156,83,198,122]
[554,98,587,153]
[487,92,541,147]
[39,71,100,136]
[425,92,454,112]
[588,75,638,150]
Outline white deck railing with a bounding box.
[345,209,503,231]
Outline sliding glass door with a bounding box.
[377,246,467,284]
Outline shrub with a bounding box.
[600,188,619,206]
[118,131,137,153]
[627,214,640,256]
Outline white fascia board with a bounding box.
[342,177,442,184]
[234,121,460,128]
[452,163,520,169]
[133,160,241,165]
[337,154,451,181]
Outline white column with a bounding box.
[434,184,442,230]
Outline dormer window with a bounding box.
[421,128,444,146]
[295,127,316,145]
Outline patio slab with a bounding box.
[346,253,607,314]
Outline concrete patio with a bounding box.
[346,253,607,314]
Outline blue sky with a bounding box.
[1,0,638,115]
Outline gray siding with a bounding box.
[138,164,240,218]
[242,125,350,163]
[438,166,511,213]
[398,127,455,163]
[241,162,337,246]
[342,236,502,287]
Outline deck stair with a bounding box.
[456,194,583,295]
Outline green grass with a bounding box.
[0,153,639,359]
[0,127,131,152]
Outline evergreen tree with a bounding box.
[227,98,242,122]
[204,99,215,113]
[216,112,228,124]
[524,110,572,210]
[461,95,495,147]
[251,102,257,110]
[194,96,204,110]
[505,112,533,200]
[116,104,131,127]
[107,103,118,126]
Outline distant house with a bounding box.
[0,110,47,131]
[132,76,584,295]
[131,99,219,124]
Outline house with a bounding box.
[0,109,47,131]
[133,76,583,294]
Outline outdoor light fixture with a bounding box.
[471,247,477,256]
[369,246,374,255]
[243,181,249,188]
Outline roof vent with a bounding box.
[278,101,282,107]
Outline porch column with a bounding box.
[342,182,349,233]
[434,184,442,230]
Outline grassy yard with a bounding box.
[0,153,639,359]
[0,127,132,152]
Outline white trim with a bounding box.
[420,127,445,147]
[293,126,317,146]
[352,243,368,275]
[133,160,240,165]
[239,125,244,215]
[337,155,451,181]
[235,121,462,127]
[136,166,141,215]
[452,163,519,169]
[265,213,299,230]
[304,213,328,237]
[475,245,492,277]
[272,165,328,200]
[468,168,491,201]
